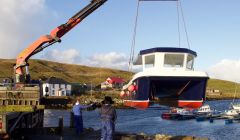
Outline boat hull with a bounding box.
[123,100,149,109]
[123,76,208,109]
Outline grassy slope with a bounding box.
[207,79,237,93]
[0,59,134,85]
[207,79,239,99]
[0,59,238,98]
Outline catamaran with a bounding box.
[121,47,209,109]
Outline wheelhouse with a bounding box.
[134,47,196,71]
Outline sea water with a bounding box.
[44,100,240,140]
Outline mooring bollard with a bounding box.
[58,116,63,136]
[225,119,233,125]
[209,118,214,123]
[70,112,74,128]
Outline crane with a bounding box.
[14,0,107,83]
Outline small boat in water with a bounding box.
[161,107,194,120]
[194,104,221,121]
[231,104,240,111]
[161,108,180,120]
[221,109,240,119]
[121,47,209,109]
[195,104,213,115]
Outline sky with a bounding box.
[0,0,240,82]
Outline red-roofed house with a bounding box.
[101,77,125,89]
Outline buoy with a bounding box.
[209,118,214,123]
[225,119,233,125]
[196,116,205,122]
[128,85,135,92]
[135,85,138,91]
[126,91,131,96]
[120,91,125,97]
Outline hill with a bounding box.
[0,59,134,85]
[207,79,237,93]
[206,79,239,99]
[0,59,238,99]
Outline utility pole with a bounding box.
[91,81,93,97]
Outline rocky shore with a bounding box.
[20,127,209,140]
[76,93,127,108]
[83,129,209,140]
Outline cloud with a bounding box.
[0,0,54,58]
[41,49,81,64]
[207,59,240,82]
[41,50,130,70]
[85,52,129,70]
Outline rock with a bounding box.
[84,127,94,132]
[155,134,173,140]
[171,136,194,140]
[194,137,209,140]
[138,132,147,136]
[121,134,136,140]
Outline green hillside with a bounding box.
[206,79,239,99]
[207,79,237,93]
[0,59,134,84]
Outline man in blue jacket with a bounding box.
[72,99,93,135]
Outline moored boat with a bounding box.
[221,109,240,119]
[195,104,212,114]
[161,107,194,120]
[121,47,209,109]
[231,103,240,111]
[194,104,221,121]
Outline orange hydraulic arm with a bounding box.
[15,0,107,83]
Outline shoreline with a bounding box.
[17,127,209,140]
[42,93,240,110]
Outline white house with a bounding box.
[42,77,71,97]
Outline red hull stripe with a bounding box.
[178,100,203,109]
[124,100,203,109]
[124,100,149,109]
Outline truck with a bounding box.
[0,0,107,139]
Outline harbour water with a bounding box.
[44,100,240,140]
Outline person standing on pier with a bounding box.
[99,96,117,140]
[72,98,93,135]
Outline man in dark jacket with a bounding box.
[72,99,93,135]
[99,96,117,140]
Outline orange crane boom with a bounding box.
[15,0,107,83]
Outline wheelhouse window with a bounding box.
[186,55,194,69]
[144,55,155,68]
[164,54,184,68]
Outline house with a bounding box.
[206,89,222,96]
[101,77,125,89]
[42,77,71,97]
